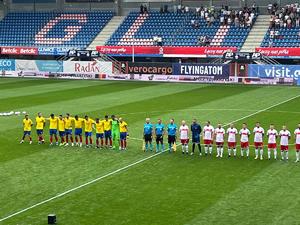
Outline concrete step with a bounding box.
[87,15,126,49]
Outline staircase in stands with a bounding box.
[241,15,270,52]
[87,16,125,49]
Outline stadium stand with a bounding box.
[0,11,113,49]
[261,3,300,47]
[106,8,257,48]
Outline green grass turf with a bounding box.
[0,78,300,225]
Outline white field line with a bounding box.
[0,94,299,222]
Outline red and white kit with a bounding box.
[215,127,225,145]
[253,126,265,148]
[180,125,189,145]
[267,129,278,149]
[294,128,300,151]
[279,129,291,151]
[203,125,214,145]
[239,128,250,148]
[227,127,238,148]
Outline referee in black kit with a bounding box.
[190,119,202,156]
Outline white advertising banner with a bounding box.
[63,61,113,75]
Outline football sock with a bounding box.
[274,149,277,159]
[255,149,258,157]
[109,139,112,146]
[182,145,184,153]
[169,143,172,150]
[79,136,82,143]
[285,151,288,160]
[61,137,65,143]
[246,148,249,157]
[192,143,195,153]
[185,145,188,153]
[281,151,284,159]
[150,143,153,150]
[96,139,99,146]
[241,149,244,157]
[145,143,148,151]
[268,149,271,158]
[156,144,159,151]
[55,136,58,142]
[70,136,73,143]
[296,151,299,161]
[209,146,212,154]
[89,137,92,145]
[50,136,53,143]
[198,144,201,153]
[66,136,69,143]
[75,136,78,143]
[221,148,224,157]
[228,149,231,156]
[260,149,263,157]
[217,147,220,156]
[233,148,236,156]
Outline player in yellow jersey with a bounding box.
[74,115,84,147]
[95,118,104,149]
[64,113,74,147]
[35,112,46,144]
[20,114,33,144]
[48,113,59,145]
[119,118,128,150]
[103,115,113,148]
[58,115,66,146]
[84,115,95,148]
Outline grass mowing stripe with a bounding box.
[0,78,68,90]
[1,92,298,223]
[0,82,154,111]
[0,80,113,99]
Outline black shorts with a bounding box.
[156,135,163,144]
[168,135,176,144]
[144,134,152,142]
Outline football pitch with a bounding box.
[1,78,300,225]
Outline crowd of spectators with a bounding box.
[267,3,300,46]
[186,5,257,28]
[268,3,300,29]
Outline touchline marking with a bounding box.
[0,94,299,222]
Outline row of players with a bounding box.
[143,119,300,162]
[20,113,129,150]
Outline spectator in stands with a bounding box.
[140,4,148,14]
[195,7,201,17]
[268,3,300,29]
[191,19,195,27]
[296,17,300,27]
[185,6,189,13]
[177,4,181,14]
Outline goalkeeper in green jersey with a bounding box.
[111,115,120,150]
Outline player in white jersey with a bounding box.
[253,122,265,160]
[203,121,214,156]
[226,123,238,157]
[180,120,189,154]
[239,123,250,158]
[214,123,225,158]
[267,124,278,160]
[294,124,300,162]
[279,125,291,161]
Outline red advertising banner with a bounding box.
[96,46,237,57]
[1,47,38,55]
[255,47,300,57]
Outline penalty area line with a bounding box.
[0,94,299,222]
